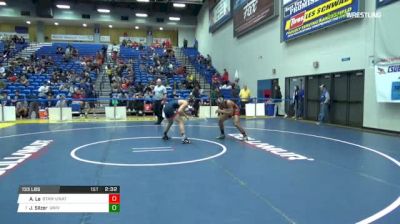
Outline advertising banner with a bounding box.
[233,0,277,37]
[376,0,400,8]
[51,34,94,42]
[209,0,232,33]
[0,32,29,40]
[375,63,400,102]
[100,36,111,42]
[374,0,400,103]
[281,0,361,42]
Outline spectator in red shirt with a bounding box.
[212,73,221,83]
[8,73,18,83]
[72,89,85,107]
[176,66,186,75]
[222,69,229,82]
[165,39,172,49]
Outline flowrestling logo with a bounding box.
[229,134,314,161]
[0,140,53,177]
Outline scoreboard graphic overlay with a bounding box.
[17,186,120,213]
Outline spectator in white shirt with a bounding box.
[38,82,50,97]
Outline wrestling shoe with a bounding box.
[182,138,191,144]
[216,134,225,140]
[162,135,170,140]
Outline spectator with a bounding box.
[210,88,220,106]
[292,85,300,120]
[239,85,251,114]
[132,93,144,116]
[20,76,29,87]
[144,88,153,103]
[222,69,229,82]
[176,66,186,75]
[106,64,113,83]
[211,76,220,90]
[55,95,68,108]
[271,84,282,117]
[192,84,200,117]
[0,79,6,89]
[38,82,50,97]
[153,78,167,125]
[207,54,212,66]
[72,89,85,112]
[194,39,198,49]
[186,73,195,88]
[84,86,97,118]
[8,73,17,83]
[43,94,56,108]
[183,39,188,49]
[11,90,23,106]
[11,91,28,118]
[317,84,330,125]
[299,87,305,118]
[0,66,5,77]
[220,81,232,90]
[0,91,10,106]
[232,83,240,101]
[27,92,39,119]
[56,47,64,54]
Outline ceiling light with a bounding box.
[56,4,70,9]
[26,21,31,25]
[135,13,148,17]
[97,8,110,13]
[173,3,186,8]
[83,23,87,27]
[0,1,6,6]
[169,17,180,21]
[54,22,59,26]
[134,26,139,30]
[108,24,113,28]
[137,0,150,2]
[159,27,163,31]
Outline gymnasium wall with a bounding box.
[100,28,147,45]
[0,22,36,42]
[178,28,196,48]
[195,0,400,132]
[153,30,178,46]
[0,22,179,45]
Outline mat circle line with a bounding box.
[70,137,227,167]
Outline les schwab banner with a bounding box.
[375,61,400,103]
[282,0,361,42]
[233,0,278,37]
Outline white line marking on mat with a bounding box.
[132,147,174,153]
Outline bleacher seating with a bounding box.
[182,48,217,86]
[119,46,191,99]
[1,43,101,105]
[0,40,29,62]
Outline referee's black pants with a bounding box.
[154,100,163,124]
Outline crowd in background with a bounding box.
[0,35,28,63]
[0,38,331,122]
[105,45,201,116]
[0,45,103,118]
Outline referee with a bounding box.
[153,79,167,125]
